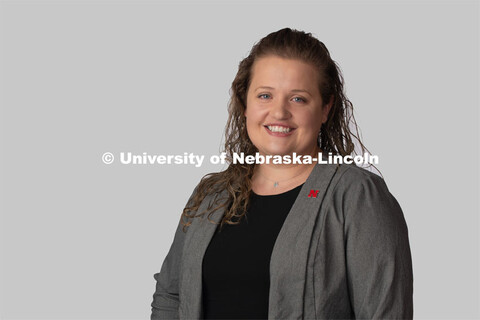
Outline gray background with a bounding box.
[1,0,478,319]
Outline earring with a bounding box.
[317,127,323,147]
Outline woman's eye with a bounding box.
[258,94,270,99]
[293,97,306,103]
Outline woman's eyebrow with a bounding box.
[291,89,311,96]
[255,86,275,91]
[255,86,311,96]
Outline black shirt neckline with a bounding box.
[251,183,304,199]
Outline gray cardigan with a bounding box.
[151,162,414,319]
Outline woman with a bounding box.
[151,28,413,319]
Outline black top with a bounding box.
[201,183,304,319]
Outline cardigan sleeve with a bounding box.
[340,169,414,319]
[150,187,197,320]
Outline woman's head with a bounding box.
[244,55,333,158]
[225,27,361,159]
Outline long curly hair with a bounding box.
[180,27,373,232]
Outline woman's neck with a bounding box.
[251,147,321,195]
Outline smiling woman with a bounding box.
[151,28,413,320]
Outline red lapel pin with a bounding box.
[308,189,320,198]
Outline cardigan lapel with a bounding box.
[179,190,227,319]
[268,162,339,320]
[179,160,340,320]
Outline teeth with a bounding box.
[267,125,292,133]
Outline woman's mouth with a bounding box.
[264,125,296,136]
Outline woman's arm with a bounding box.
[150,188,197,320]
[341,170,414,319]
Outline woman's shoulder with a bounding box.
[336,162,384,182]
[326,162,392,199]
[321,162,406,223]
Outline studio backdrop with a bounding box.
[0,0,478,319]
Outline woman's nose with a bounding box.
[270,99,291,119]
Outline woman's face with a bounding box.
[245,55,332,158]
